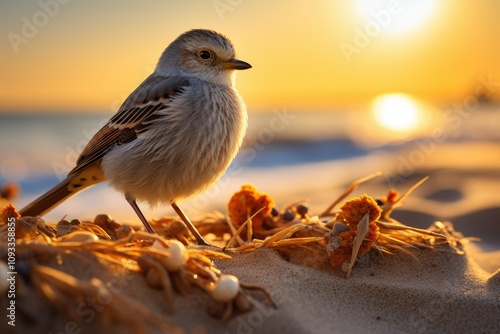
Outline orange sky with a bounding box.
[1,0,499,113]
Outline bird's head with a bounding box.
[156,29,251,86]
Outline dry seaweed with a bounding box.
[0,173,468,333]
[199,174,464,277]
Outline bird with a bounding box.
[19,29,252,246]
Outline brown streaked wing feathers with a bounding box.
[71,125,122,175]
[109,75,188,127]
[69,74,190,176]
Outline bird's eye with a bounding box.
[198,50,212,60]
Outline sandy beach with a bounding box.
[2,140,499,334]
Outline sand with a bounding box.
[3,232,499,334]
[1,142,500,334]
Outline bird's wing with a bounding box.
[69,74,190,176]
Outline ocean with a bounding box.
[1,106,499,222]
[0,111,368,192]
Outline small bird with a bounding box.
[20,29,252,245]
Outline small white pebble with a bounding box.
[341,261,350,273]
[116,225,134,239]
[0,262,8,294]
[152,240,166,250]
[211,275,240,303]
[60,231,98,242]
[153,240,188,271]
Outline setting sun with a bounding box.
[349,93,436,147]
[372,93,420,132]
[356,0,438,34]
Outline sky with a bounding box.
[1,0,500,113]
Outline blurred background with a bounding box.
[1,1,499,246]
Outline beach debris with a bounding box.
[116,225,135,239]
[282,209,295,222]
[151,216,191,244]
[340,194,383,226]
[379,176,428,219]
[295,204,309,218]
[135,235,274,322]
[56,219,81,237]
[152,239,189,271]
[210,274,240,302]
[320,171,383,217]
[1,203,20,221]
[94,214,122,236]
[1,209,275,326]
[206,275,276,323]
[137,253,177,312]
[58,230,99,242]
[0,182,19,201]
[325,195,382,276]
[0,205,55,239]
[0,183,20,221]
[0,171,470,332]
[227,184,275,228]
[30,264,177,333]
[215,175,464,277]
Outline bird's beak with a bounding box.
[221,58,252,70]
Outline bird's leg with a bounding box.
[126,196,156,234]
[170,201,209,246]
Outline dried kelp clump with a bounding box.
[325,195,381,273]
[193,172,464,277]
[0,171,468,334]
[227,184,275,229]
[0,205,275,331]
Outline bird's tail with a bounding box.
[20,163,105,217]
[19,177,81,217]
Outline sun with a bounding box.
[356,0,437,34]
[372,94,421,132]
[347,93,436,147]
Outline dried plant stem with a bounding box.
[346,213,369,277]
[382,176,429,218]
[320,171,382,217]
[32,265,177,334]
[224,207,267,250]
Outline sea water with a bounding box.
[1,107,499,221]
